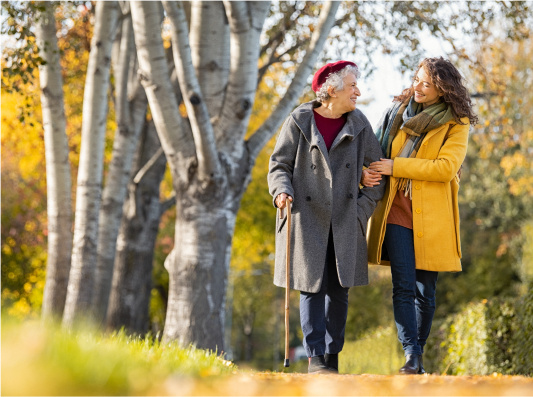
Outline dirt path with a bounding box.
[161,372,533,396]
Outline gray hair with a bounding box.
[316,65,360,103]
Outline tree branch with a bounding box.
[247,1,341,160]
[189,1,229,122]
[133,147,164,185]
[215,1,270,158]
[257,41,303,86]
[130,1,195,184]
[160,191,177,217]
[162,1,220,181]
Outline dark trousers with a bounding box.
[384,224,439,356]
[300,230,349,358]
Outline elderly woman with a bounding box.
[268,61,385,374]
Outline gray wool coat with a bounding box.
[268,101,386,293]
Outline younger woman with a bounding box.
[364,57,478,374]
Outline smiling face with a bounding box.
[330,73,361,113]
[413,67,442,108]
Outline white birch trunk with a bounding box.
[131,0,229,350]
[36,2,73,319]
[130,1,195,179]
[106,121,166,333]
[215,1,270,161]
[162,0,220,182]
[130,0,341,350]
[189,1,230,122]
[93,10,148,323]
[63,1,120,326]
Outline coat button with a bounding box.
[415,185,421,190]
[347,193,354,199]
[306,196,311,201]
[346,163,350,168]
[311,164,316,170]
[415,208,422,214]
[417,232,423,238]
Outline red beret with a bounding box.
[312,60,357,93]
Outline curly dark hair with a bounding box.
[394,57,479,125]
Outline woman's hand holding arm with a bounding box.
[369,159,394,176]
[360,168,382,187]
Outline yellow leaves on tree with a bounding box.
[469,34,533,199]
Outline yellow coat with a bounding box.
[367,118,470,272]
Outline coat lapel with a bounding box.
[291,101,367,156]
[330,114,365,152]
[422,122,449,144]
[391,122,451,159]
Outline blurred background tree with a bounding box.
[436,34,533,316]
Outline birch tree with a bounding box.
[62,1,120,326]
[130,0,339,350]
[106,121,168,333]
[35,2,72,318]
[92,4,149,324]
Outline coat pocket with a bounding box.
[450,175,462,257]
[277,215,287,233]
[357,214,368,237]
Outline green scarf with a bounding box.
[375,96,455,198]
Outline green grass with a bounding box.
[1,315,236,396]
[340,326,404,375]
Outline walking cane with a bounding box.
[281,197,292,367]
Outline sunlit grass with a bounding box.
[340,326,404,375]
[1,314,236,396]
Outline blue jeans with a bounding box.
[300,230,349,357]
[383,224,438,356]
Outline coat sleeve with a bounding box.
[357,125,386,222]
[267,116,300,207]
[393,121,469,183]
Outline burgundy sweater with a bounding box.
[313,110,347,151]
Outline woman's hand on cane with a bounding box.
[276,193,293,209]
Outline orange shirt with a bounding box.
[387,190,413,229]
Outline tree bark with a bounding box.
[189,1,230,122]
[162,0,221,182]
[215,1,270,160]
[36,2,73,319]
[63,1,120,327]
[130,1,195,179]
[131,0,229,350]
[93,8,148,324]
[106,121,167,334]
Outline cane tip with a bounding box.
[284,359,290,367]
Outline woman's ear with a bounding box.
[327,85,336,98]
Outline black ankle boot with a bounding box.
[418,355,426,374]
[324,353,339,373]
[399,354,421,375]
[308,355,336,374]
